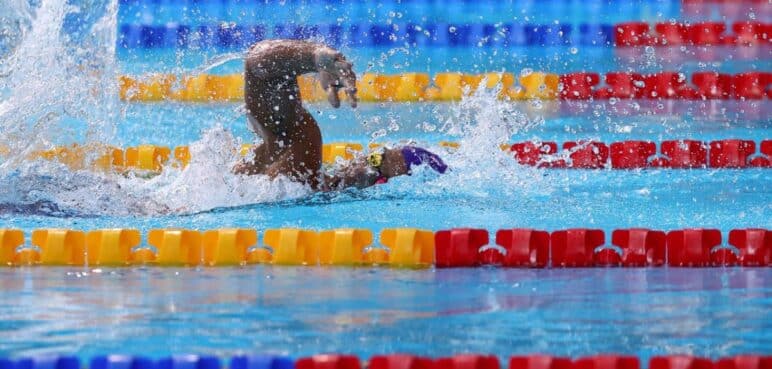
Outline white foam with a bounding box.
[143,127,310,214]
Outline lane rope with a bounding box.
[117,71,772,103]
[116,21,770,49]
[1,227,769,267]
[7,139,770,172]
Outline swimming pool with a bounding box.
[0,0,770,362]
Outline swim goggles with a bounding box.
[367,152,383,168]
[366,152,388,184]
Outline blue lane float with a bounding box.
[230,356,294,369]
[2,357,81,369]
[117,22,616,49]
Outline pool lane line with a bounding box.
[117,71,771,103]
[0,228,769,267]
[9,139,772,173]
[115,21,770,49]
[3,355,769,369]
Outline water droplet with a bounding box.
[520,68,533,77]
[569,47,578,54]
[371,129,387,139]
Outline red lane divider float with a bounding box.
[559,72,770,100]
[435,228,769,268]
[6,354,772,369]
[508,139,772,169]
[615,21,770,47]
[496,229,550,268]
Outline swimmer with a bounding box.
[233,40,447,191]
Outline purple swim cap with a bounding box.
[401,146,448,174]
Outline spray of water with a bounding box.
[0,0,119,162]
[403,83,557,198]
[0,0,554,216]
[0,0,306,215]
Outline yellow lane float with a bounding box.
[202,228,257,266]
[318,229,373,265]
[86,229,141,266]
[148,229,203,266]
[380,228,435,267]
[32,229,86,266]
[322,143,364,164]
[263,228,319,265]
[119,72,560,103]
[0,229,24,265]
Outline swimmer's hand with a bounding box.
[314,47,357,108]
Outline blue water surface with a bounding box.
[0,267,770,359]
[0,0,770,360]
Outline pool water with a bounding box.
[1,267,770,358]
[0,0,770,361]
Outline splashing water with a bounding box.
[0,0,553,216]
[423,82,555,198]
[143,127,310,214]
[0,0,119,161]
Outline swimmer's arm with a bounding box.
[233,143,269,175]
[321,161,381,191]
[245,40,357,107]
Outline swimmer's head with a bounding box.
[376,146,447,178]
